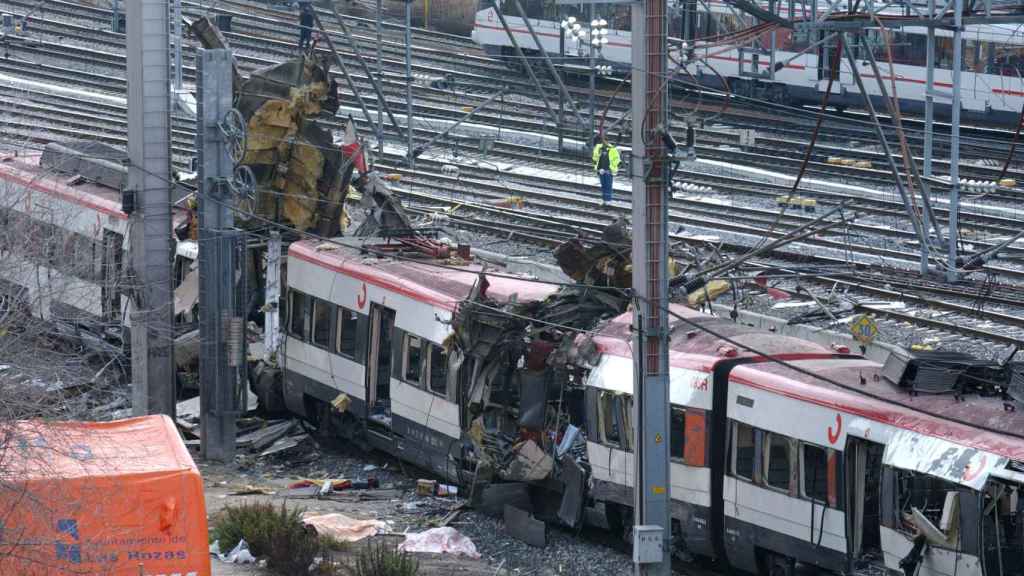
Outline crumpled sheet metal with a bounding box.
[883,429,1006,490]
[302,512,388,542]
[397,527,481,558]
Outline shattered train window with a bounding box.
[430,345,448,397]
[312,298,331,348]
[288,290,307,339]
[893,468,962,547]
[404,335,423,385]
[598,392,632,450]
[599,391,621,446]
[733,422,755,481]
[670,406,686,461]
[765,433,792,491]
[336,306,358,357]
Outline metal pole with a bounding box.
[632,0,671,570]
[127,0,175,418]
[922,0,935,274]
[489,0,562,124]
[197,48,242,461]
[841,38,929,252]
[264,231,281,364]
[509,0,588,129]
[858,36,945,246]
[559,27,565,152]
[173,0,182,92]
[376,0,384,156]
[589,4,596,137]
[315,9,410,144]
[947,0,963,281]
[406,0,415,168]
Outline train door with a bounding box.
[365,304,395,433]
[846,438,884,560]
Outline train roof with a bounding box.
[289,238,562,311]
[0,152,126,220]
[738,358,1024,462]
[590,303,835,368]
[589,304,1024,463]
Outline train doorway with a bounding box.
[366,304,395,434]
[846,438,884,562]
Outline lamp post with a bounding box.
[588,17,608,136]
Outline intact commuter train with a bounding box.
[472,0,1024,124]
[267,235,1024,576]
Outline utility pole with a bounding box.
[406,0,415,168]
[631,0,671,571]
[197,48,246,461]
[173,0,183,92]
[947,0,964,282]
[589,3,596,138]
[558,23,565,152]
[922,0,936,275]
[376,0,384,156]
[127,0,176,418]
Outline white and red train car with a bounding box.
[472,1,1024,125]
[585,304,1024,576]
[279,237,559,477]
[272,235,1024,576]
[0,147,195,340]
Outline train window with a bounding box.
[404,335,424,386]
[765,433,792,491]
[429,345,448,397]
[336,306,358,357]
[669,406,685,461]
[599,392,621,446]
[312,299,331,348]
[733,422,755,481]
[802,443,828,503]
[288,290,307,339]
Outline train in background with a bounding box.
[472,0,1024,125]
[254,220,1024,576]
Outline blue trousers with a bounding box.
[599,171,614,202]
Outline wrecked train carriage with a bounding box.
[260,218,1024,576]
[578,304,1024,576]
[0,142,198,349]
[264,237,564,481]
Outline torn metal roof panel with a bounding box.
[289,239,561,311]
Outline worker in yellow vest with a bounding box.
[592,134,621,207]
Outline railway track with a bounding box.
[5,0,1024,353]
[10,0,1024,183]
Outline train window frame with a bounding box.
[311,298,332,349]
[764,432,793,493]
[598,391,633,450]
[732,421,756,482]
[403,334,425,387]
[669,405,686,462]
[801,442,829,505]
[428,344,448,398]
[288,290,308,340]
[335,305,359,358]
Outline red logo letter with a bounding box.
[827,413,842,445]
[356,282,367,310]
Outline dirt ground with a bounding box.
[201,458,499,576]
